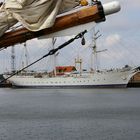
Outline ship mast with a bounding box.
[93,28,101,70]
[24,43,28,67]
[10,25,22,73]
[19,42,29,74]
[90,28,101,71]
[10,26,16,73]
[11,45,16,73]
[90,28,107,71]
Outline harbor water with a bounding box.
[0,88,140,140]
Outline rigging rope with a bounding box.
[1,30,87,83]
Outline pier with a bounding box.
[0,75,12,88]
[128,72,140,87]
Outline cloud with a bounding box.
[105,34,121,47]
[98,0,140,34]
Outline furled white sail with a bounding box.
[0,0,79,37]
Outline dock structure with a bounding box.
[0,77,12,88]
[128,72,140,87]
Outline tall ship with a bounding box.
[3,29,140,88]
[4,66,139,88]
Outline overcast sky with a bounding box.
[94,0,140,68]
[0,0,140,73]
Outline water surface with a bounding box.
[0,88,140,140]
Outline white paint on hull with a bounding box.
[4,68,137,88]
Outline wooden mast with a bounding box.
[0,1,105,49]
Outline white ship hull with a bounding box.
[4,67,138,88]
